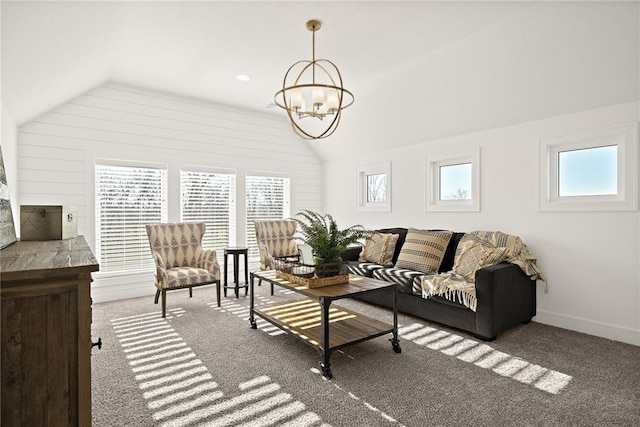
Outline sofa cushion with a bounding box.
[453,233,489,266]
[395,229,453,274]
[453,240,509,282]
[345,261,384,278]
[376,228,408,265]
[373,267,424,294]
[359,232,399,267]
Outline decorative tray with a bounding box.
[275,270,350,288]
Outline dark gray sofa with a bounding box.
[343,228,536,341]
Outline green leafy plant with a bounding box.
[292,209,369,263]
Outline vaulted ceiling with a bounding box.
[2,1,638,160]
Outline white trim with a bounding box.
[535,309,640,347]
[180,164,236,175]
[94,268,154,280]
[425,148,480,212]
[538,122,638,212]
[357,161,391,212]
[95,158,168,170]
[246,170,290,178]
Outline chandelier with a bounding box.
[274,19,354,140]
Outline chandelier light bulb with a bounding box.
[290,89,303,110]
[312,87,325,107]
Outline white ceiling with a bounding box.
[2,1,639,159]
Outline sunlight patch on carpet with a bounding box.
[111,308,329,426]
[310,368,406,427]
[398,322,573,394]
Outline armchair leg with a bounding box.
[154,289,161,304]
[189,287,193,298]
[161,289,167,318]
[216,280,221,307]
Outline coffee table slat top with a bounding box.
[253,270,393,299]
[254,298,393,350]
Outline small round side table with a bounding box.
[223,247,249,298]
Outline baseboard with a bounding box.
[91,272,156,304]
[535,309,640,346]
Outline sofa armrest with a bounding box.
[474,262,537,340]
[342,244,362,262]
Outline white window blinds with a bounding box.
[246,175,291,258]
[180,170,236,258]
[95,163,167,273]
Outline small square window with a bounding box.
[539,123,637,211]
[357,162,391,212]
[439,163,472,201]
[367,173,387,203]
[558,145,617,197]
[426,149,480,212]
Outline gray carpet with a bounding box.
[91,283,640,427]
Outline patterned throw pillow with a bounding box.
[395,229,453,274]
[379,234,400,266]
[358,233,399,267]
[453,242,509,282]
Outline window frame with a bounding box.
[180,166,237,257]
[245,171,291,259]
[538,123,638,212]
[357,162,391,212]
[425,149,480,212]
[94,159,168,276]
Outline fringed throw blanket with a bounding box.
[423,272,479,310]
[421,231,548,312]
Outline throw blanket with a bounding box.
[421,231,548,312]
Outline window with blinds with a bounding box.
[245,174,291,259]
[95,163,167,273]
[180,169,236,259]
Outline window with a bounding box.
[246,173,291,258]
[558,146,617,197]
[539,123,638,211]
[426,149,480,212]
[95,162,167,273]
[357,162,391,212]
[439,163,472,200]
[180,168,236,257]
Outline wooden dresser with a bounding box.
[1,236,99,426]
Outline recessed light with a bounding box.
[236,74,251,81]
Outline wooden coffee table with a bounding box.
[249,270,401,379]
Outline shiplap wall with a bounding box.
[17,82,323,302]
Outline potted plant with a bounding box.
[292,209,369,277]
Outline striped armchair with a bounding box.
[146,222,220,317]
[253,220,300,283]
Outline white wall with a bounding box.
[17,82,322,302]
[324,102,640,346]
[313,1,639,163]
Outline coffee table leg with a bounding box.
[319,298,332,379]
[249,273,257,329]
[390,283,401,353]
